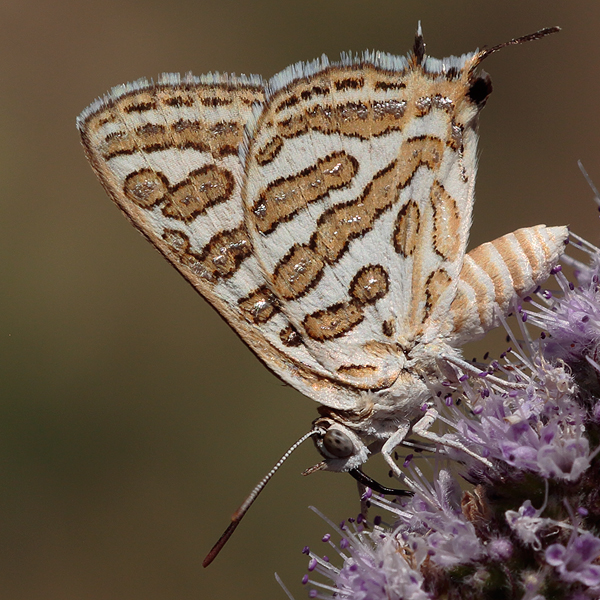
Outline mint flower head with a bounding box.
[298,212,600,598]
[300,508,431,600]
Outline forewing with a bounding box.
[78,73,363,409]
[242,53,485,390]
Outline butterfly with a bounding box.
[77,25,567,565]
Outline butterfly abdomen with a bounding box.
[448,224,568,344]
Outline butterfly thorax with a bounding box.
[310,339,461,472]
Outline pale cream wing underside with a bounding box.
[78,62,568,409]
[242,57,483,391]
[77,73,365,410]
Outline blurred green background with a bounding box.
[0,1,599,598]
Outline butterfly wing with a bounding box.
[79,54,566,411]
[78,73,364,409]
[242,52,487,390]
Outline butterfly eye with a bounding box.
[468,73,493,106]
[323,428,354,458]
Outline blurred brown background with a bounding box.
[0,1,598,598]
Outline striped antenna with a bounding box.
[203,429,320,567]
[476,26,560,64]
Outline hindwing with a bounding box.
[243,55,483,390]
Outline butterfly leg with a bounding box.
[381,421,411,480]
[411,408,493,467]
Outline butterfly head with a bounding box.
[409,25,560,114]
[309,416,371,473]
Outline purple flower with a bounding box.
[520,570,546,600]
[506,500,547,551]
[546,532,600,588]
[298,214,600,598]
[487,538,513,561]
[301,508,431,600]
[423,349,591,484]
[335,533,431,600]
[385,469,485,567]
[526,249,600,367]
[536,433,590,481]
